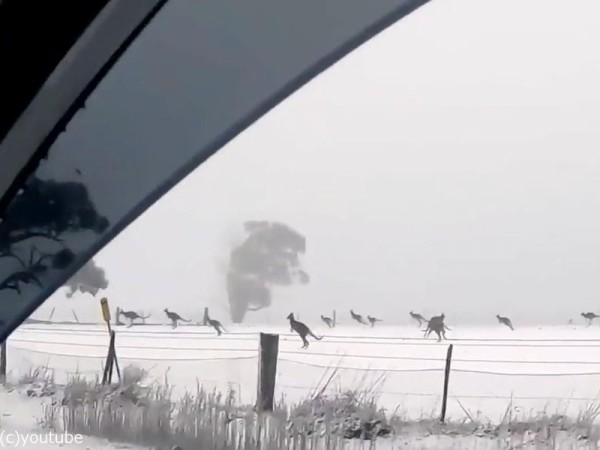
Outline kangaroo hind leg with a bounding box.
[301,334,309,349]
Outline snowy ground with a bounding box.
[6,323,600,424]
[0,387,148,450]
[0,386,595,450]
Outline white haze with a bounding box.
[37,0,600,326]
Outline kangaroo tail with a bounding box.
[180,318,191,322]
[309,330,323,341]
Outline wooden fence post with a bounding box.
[102,330,121,384]
[101,332,114,385]
[109,331,121,383]
[0,340,6,384]
[257,333,279,412]
[332,310,336,328]
[203,307,209,326]
[440,344,454,423]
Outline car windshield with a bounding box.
[2,1,600,448]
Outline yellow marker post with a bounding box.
[100,297,111,322]
[100,297,112,334]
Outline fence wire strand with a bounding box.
[10,328,600,411]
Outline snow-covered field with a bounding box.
[0,388,148,450]
[7,323,600,422]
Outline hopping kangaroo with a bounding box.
[206,313,227,336]
[320,315,334,328]
[424,313,450,341]
[288,313,322,349]
[496,314,514,330]
[164,308,191,328]
[119,310,150,328]
[581,312,600,327]
[350,310,368,325]
[410,311,427,327]
[367,315,382,327]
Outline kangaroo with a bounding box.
[367,315,382,328]
[424,321,447,341]
[581,312,600,327]
[496,314,514,330]
[320,315,334,328]
[206,313,227,336]
[350,310,368,325]
[119,309,150,328]
[424,313,450,341]
[288,313,322,349]
[410,311,427,327]
[164,308,191,328]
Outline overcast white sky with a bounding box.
[40,0,600,326]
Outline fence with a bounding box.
[6,326,600,422]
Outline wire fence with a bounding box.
[8,326,600,419]
[17,325,600,342]
[11,336,600,371]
